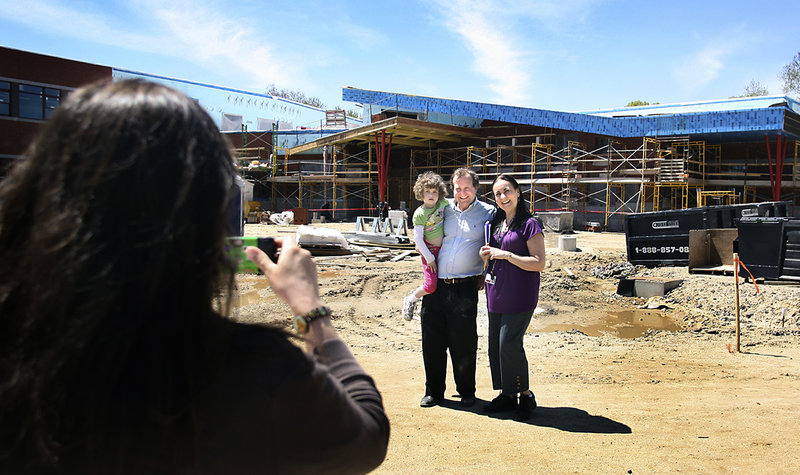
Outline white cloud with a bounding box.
[511,0,602,23]
[434,0,533,105]
[331,12,388,50]
[671,23,761,94]
[0,0,161,53]
[430,0,604,105]
[0,0,303,91]
[673,46,727,90]
[140,0,293,89]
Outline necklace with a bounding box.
[495,220,511,244]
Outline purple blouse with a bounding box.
[485,216,543,313]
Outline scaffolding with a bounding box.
[698,190,737,206]
[408,137,800,229]
[233,120,798,229]
[234,143,377,221]
[410,138,667,227]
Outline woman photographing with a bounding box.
[0,79,388,473]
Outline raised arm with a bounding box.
[245,239,390,473]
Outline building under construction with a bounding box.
[2,47,798,231]
[231,88,800,231]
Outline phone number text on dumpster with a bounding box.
[634,246,689,254]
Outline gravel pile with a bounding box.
[541,273,581,291]
[590,261,639,279]
[552,251,800,338]
[663,275,800,335]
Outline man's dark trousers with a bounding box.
[420,278,479,400]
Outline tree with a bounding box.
[731,79,769,98]
[625,100,660,107]
[780,51,800,96]
[265,83,326,109]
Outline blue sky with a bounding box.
[1,0,798,113]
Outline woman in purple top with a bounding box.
[479,174,546,421]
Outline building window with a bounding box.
[18,84,44,120]
[0,81,10,116]
[0,82,65,120]
[44,88,61,119]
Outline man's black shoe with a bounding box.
[484,393,518,413]
[514,392,536,421]
[420,395,442,407]
[460,395,476,407]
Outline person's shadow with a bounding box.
[441,398,631,434]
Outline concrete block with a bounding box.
[538,212,574,233]
[616,278,683,297]
[558,235,577,251]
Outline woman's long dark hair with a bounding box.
[490,174,532,234]
[0,79,238,471]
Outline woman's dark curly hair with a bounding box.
[490,174,532,233]
[412,171,448,201]
[0,79,239,471]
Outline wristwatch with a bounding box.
[293,306,332,334]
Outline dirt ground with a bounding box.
[234,222,800,474]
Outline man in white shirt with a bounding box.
[418,168,495,408]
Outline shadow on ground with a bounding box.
[439,398,631,434]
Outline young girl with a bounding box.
[402,172,449,321]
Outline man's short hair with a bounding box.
[451,168,479,187]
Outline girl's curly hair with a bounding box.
[412,171,448,201]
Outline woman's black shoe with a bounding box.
[514,392,536,421]
[483,393,517,413]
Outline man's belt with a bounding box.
[439,276,478,284]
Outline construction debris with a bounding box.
[362,248,417,262]
[591,261,638,279]
[390,250,417,262]
[269,210,295,225]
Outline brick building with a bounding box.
[0,47,111,174]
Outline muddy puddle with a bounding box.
[231,280,271,308]
[232,290,262,308]
[530,307,683,338]
[231,269,343,308]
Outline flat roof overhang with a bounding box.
[287,116,479,154]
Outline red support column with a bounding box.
[373,132,379,202]
[374,131,385,204]
[765,135,776,201]
[777,135,786,200]
[373,130,393,211]
[385,132,393,206]
[380,130,387,204]
[782,134,789,198]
